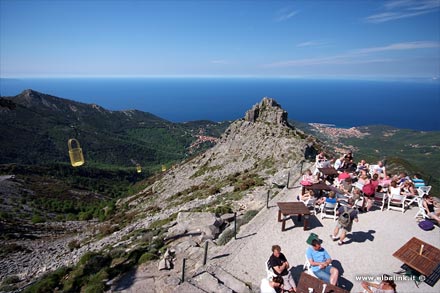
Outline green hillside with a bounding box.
[0,89,229,168]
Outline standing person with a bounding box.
[306,239,339,285]
[331,198,359,245]
[268,245,296,292]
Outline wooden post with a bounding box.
[234,212,237,239]
[266,189,270,209]
[181,258,186,283]
[203,241,208,265]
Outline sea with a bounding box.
[1,77,439,131]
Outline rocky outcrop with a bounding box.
[167,212,224,243]
[245,97,289,126]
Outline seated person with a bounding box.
[387,180,402,199]
[316,152,327,165]
[372,161,386,179]
[260,276,284,293]
[397,172,410,185]
[412,173,425,188]
[379,175,392,188]
[337,169,351,181]
[423,195,440,224]
[346,187,362,205]
[317,191,337,206]
[361,276,396,293]
[356,159,369,174]
[297,189,315,202]
[357,173,369,185]
[306,239,339,285]
[302,169,318,185]
[401,180,417,198]
[268,245,296,292]
[334,155,346,171]
[365,185,385,212]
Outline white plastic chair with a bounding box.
[302,197,319,215]
[320,202,338,221]
[414,197,429,220]
[304,255,317,277]
[417,186,432,196]
[387,190,406,213]
[373,192,387,211]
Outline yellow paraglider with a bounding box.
[68,138,85,167]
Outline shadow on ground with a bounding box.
[113,268,136,291]
[284,215,324,231]
[332,259,354,291]
[345,230,376,244]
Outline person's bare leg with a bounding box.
[330,267,339,285]
[339,230,347,242]
[333,226,339,238]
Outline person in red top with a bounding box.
[370,173,379,190]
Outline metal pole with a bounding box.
[266,189,270,209]
[234,212,237,239]
[181,258,186,283]
[286,171,290,189]
[203,241,208,265]
[300,160,304,174]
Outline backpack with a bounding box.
[338,207,353,228]
[418,220,434,231]
[362,183,375,196]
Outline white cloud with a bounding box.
[355,41,440,54]
[211,59,230,65]
[296,41,326,47]
[275,8,298,22]
[365,0,440,23]
[264,55,392,68]
[264,40,438,68]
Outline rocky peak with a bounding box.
[14,89,61,111]
[244,97,288,125]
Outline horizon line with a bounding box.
[1,74,439,82]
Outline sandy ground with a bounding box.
[211,182,440,293]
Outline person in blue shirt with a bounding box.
[306,239,339,285]
[412,173,425,188]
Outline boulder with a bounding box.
[272,169,290,188]
[191,272,233,293]
[171,212,223,241]
[220,213,235,222]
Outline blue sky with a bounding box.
[1,0,439,79]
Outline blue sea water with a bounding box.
[1,77,439,131]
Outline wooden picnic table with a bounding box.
[277,202,311,231]
[393,237,440,277]
[302,181,332,195]
[319,167,339,176]
[297,272,349,293]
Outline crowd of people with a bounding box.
[261,149,438,293]
[300,150,437,225]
